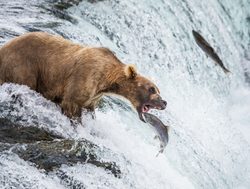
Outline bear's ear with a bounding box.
[124,64,137,79]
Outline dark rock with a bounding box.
[22,22,62,33]
[0,117,122,178]
[40,5,78,24]
[0,28,20,39]
[0,139,121,177]
[246,16,250,24]
[56,170,87,188]
[51,0,106,10]
[0,118,63,143]
[53,0,83,10]
[85,0,106,3]
[36,0,107,25]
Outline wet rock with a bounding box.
[0,28,20,39]
[0,117,122,178]
[43,0,106,24]
[0,118,63,143]
[0,139,121,177]
[52,0,83,10]
[51,0,106,10]
[22,22,62,32]
[85,0,106,3]
[40,5,78,24]
[56,170,87,188]
[246,16,250,24]
[244,69,250,85]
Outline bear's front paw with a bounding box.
[61,101,81,119]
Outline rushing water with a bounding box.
[0,0,250,188]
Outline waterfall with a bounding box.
[0,0,249,188]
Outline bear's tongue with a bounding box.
[142,105,150,113]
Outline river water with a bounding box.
[0,0,250,188]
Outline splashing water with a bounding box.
[0,0,250,188]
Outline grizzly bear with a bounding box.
[0,32,167,122]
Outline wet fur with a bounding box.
[0,32,161,120]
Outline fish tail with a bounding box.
[155,148,164,157]
[155,151,161,157]
[223,67,231,74]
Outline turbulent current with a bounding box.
[0,0,250,188]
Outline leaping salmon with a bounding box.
[142,112,169,156]
[192,30,230,73]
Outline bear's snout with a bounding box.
[159,99,167,110]
[154,98,167,110]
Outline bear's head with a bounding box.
[111,64,167,122]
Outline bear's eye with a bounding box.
[149,87,156,94]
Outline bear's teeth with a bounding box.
[143,106,149,112]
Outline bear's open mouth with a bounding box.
[139,104,160,122]
[138,102,167,122]
[142,104,162,113]
[142,104,151,113]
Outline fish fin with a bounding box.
[155,148,164,157]
[154,135,160,140]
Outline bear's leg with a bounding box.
[8,61,37,90]
[61,81,94,123]
[81,107,96,120]
[0,79,3,85]
[61,100,82,119]
[89,110,96,119]
[86,105,96,119]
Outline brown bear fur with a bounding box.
[0,32,166,120]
